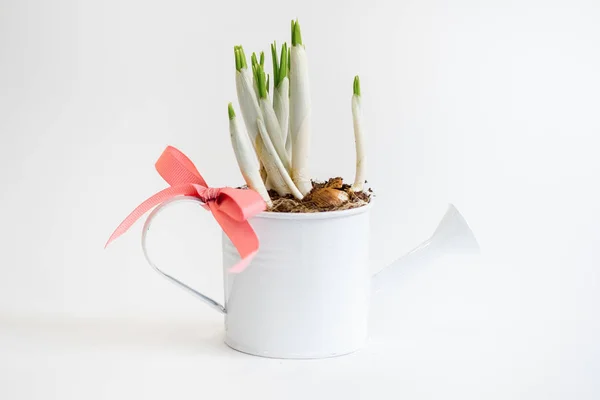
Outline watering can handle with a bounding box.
[141,196,227,314]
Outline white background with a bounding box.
[1,0,599,399]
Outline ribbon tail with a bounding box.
[211,206,260,273]
[105,185,199,248]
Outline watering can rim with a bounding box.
[253,199,374,220]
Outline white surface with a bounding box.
[1,0,599,398]
[1,255,598,399]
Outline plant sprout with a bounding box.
[271,42,291,158]
[288,19,313,195]
[233,46,289,197]
[252,58,291,174]
[257,118,303,200]
[233,46,262,168]
[227,20,368,208]
[228,103,272,206]
[351,76,366,192]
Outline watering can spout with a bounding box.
[427,203,479,254]
[371,204,479,292]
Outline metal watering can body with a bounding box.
[142,198,479,359]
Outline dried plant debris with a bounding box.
[266,177,371,213]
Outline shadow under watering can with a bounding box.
[141,198,480,359]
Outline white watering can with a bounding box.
[142,198,479,359]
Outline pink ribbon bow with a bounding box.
[105,146,267,273]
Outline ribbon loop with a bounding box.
[106,146,267,273]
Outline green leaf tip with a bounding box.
[279,42,289,83]
[239,47,247,69]
[259,51,265,67]
[353,75,361,96]
[253,62,268,99]
[228,102,235,120]
[234,49,240,71]
[271,41,289,88]
[234,46,247,71]
[271,41,279,88]
[291,19,303,46]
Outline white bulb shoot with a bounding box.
[234,46,291,196]
[272,42,291,159]
[257,118,303,200]
[228,104,272,207]
[234,47,263,164]
[275,78,290,148]
[351,76,366,192]
[260,98,291,173]
[252,53,291,175]
[252,54,301,198]
[289,20,313,196]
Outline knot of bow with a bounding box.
[105,146,267,273]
